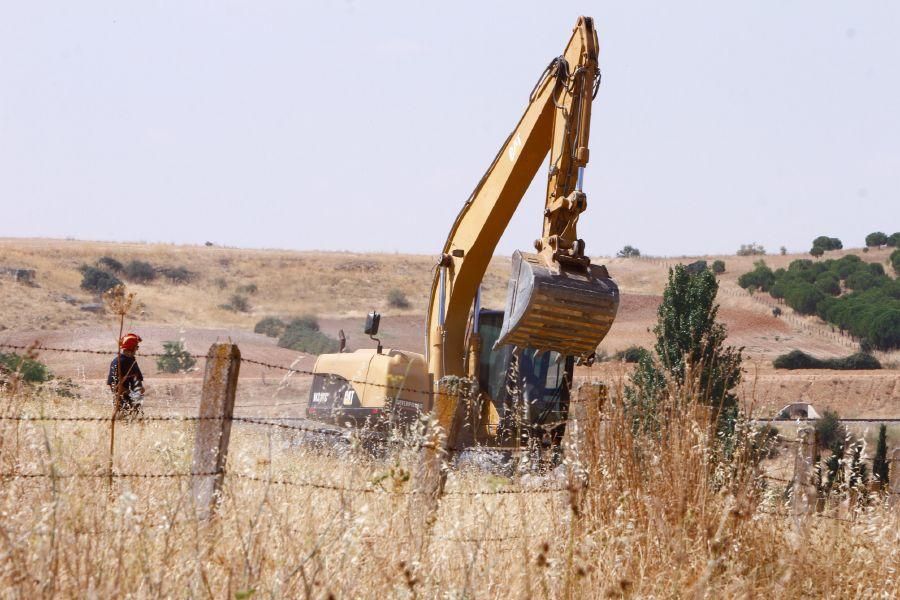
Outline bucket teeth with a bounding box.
[496,251,619,356]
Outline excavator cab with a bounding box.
[469,309,574,446]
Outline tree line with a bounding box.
[738,254,900,350]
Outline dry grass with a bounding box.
[1,371,897,598]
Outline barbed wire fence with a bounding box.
[2,341,898,526]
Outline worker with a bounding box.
[108,333,145,411]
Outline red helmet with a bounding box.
[120,333,142,351]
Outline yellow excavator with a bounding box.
[306,16,618,450]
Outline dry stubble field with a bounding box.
[1,238,899,597]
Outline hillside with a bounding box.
[1,238,897,417]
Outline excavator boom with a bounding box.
[427,16,618,385]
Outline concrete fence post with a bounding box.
[792,427,817,518]
[565,381,606,515]
[890,448,900,508]
[191,343,240,520]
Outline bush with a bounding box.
[278,316,341,355]
[158,266,194,284]
[684,260,707,275]
[773,350,881,370]
[614,346,647,363]
[711,260,725,274]
[221,294,250,313]
[236,283,258,295]
[123,260,157,283]
[736,243,766,256]
[737,260,775,292]
[387,288,411,309]
[865,231,888,247]
[155,341,196,373]
[617,245,641,258]
[892,249,900,275]
[815,410,846,450]
[812,236,842,251]
[79,266,122,294]
[98,256,123,272]
[254,317,286,338]
[0,352,52,383]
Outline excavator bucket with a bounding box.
[495,250,619,356]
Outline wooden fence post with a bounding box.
[191,343,240,520]
[792,427,817,518]
[890,447,900,508]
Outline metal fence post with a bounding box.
[792,427,817,518]
[191,343,240,520]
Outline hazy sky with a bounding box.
[1,1,897,257]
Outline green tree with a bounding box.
[887,232,900,247]
[155,341,196,373]
[872,424,889,488]
[812,236,842,251]
[814,410,846,451]
[865,231,888,247]
[626,265,743,432]
[617,245,641,258]
[809,245,825,258]
[891,249,900,276]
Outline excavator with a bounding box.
[306,16,618,451]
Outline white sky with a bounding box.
[1,1,898,257]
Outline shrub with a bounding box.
[123,260,157,283]
[891,249,900,275]
[236,283,258,295]
[155,341,196,373]
[213,277,227,290]
[0,352,52,383]
[865,231,888,247]
[221,294,250,313]
[711,260,725,274]
[737,260,775,292]
[79,266,122,294]
[278,316,341,355]
[684,260,707,275]
[158,266,194,284]
[387,288,411,309]
[614,346,647,363]
[736,243,766,256]
[98,256,123,272]
[872,424,889,487]
[812,236,842,251]
[254,317,286,338]
[772,350,881,370]
[815,410,846,451]
[616,245,641,258]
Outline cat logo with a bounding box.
[507,134,523,162]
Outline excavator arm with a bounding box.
[425,17,619,440]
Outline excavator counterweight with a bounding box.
[496,251,618,356]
